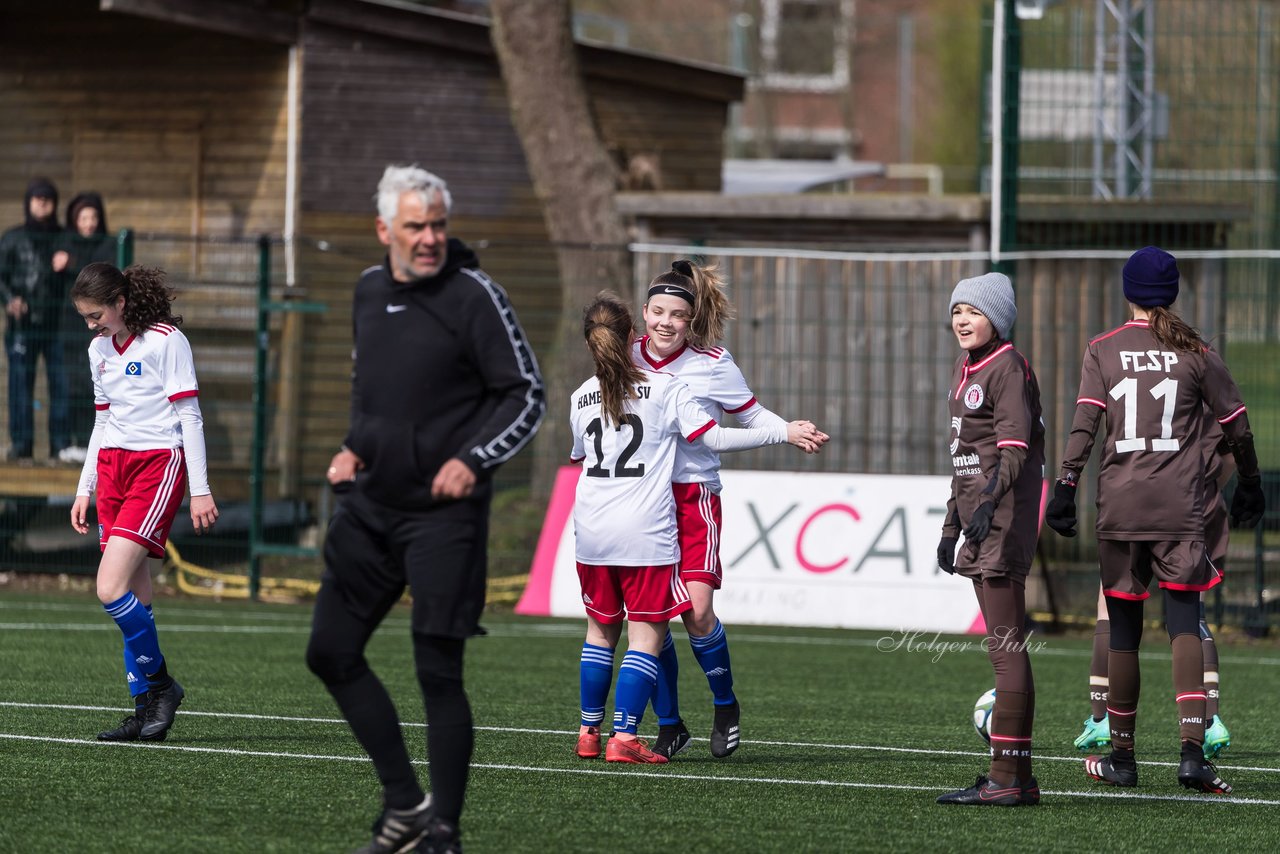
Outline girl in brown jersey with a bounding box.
[1045,246,1265,795]
[935,272,1044,807]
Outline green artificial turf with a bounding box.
[2,590,1279,853]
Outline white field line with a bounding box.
[5,617,1280,667]
[0,732,1276,807]
[2,701,1278,776]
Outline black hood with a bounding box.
[24,176,59,232]
[65,191,108,236]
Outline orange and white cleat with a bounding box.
[576,726,601,759]
[604,735,668,764]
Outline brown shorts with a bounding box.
[1098,539,1222,600]
[1203,488,1229,569]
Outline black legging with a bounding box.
[306,585,473,823]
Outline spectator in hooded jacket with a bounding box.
[0,176,70,460]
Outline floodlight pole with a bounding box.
[1092,0,1155,199]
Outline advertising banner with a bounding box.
[516,467,990,634]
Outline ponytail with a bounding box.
[582,291,646,427]
[1145,305,1202,354]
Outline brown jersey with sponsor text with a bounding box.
[1059,320,1247,541]
[946,343,1046,573]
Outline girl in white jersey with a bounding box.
[572,292,822,764]
[68,262,219,743]
[634,260,830,759]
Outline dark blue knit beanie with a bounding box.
[1122,246,1179,307]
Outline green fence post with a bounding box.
[115,228,133,268]
[248,235,271,601]
[993,0,1021,278]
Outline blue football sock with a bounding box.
[122,603,155,700]
[613,650,659,735]
[579,643,614,729]
[689,620,736,706]
[104,593,165,683]
[652,630,682,726]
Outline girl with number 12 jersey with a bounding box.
[570,292,821,764]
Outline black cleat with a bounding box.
[97,713,144,742]
[1084,752,1138,787]
[1178,758,1232,794]
[412,816,462,854]
[357,795,435,854]
[138,680,184,741]
[652,720,692,760]
[710,701,740,757]
[936,775,1024,806]
[1020,776,1040,806]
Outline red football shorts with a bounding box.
[575,561,691,624]
[96,447,188,559]
[672,482,723,588]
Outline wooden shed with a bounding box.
[0,0,745,507]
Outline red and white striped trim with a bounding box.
[1077,397,1107,408]
[1218,405,1247,424]
[1175,691,1207,702]
[996,439,1029,449]
[686,420,716,442]
[696,484,719,576]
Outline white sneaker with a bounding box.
[58,446,88,464]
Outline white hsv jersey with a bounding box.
[89,324,200,450]
[570,370,716,565]
[632,336,756,491]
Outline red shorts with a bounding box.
[96,447,187,559]
[672,482,723,588]
[575,562,691,624]
[1098,539,1221,600]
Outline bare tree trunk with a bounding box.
[490,0,632,499]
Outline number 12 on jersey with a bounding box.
[1110,376,1179,454]
[584,416,647,478]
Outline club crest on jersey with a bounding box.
[96,359,108,379]
[949,416,962,454]
[125,361,143,376]
[963,383,984,410]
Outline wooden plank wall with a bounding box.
[0,2,289,497]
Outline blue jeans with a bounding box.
[5,321,70,457]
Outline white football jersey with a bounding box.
[570,369,716,565]
[88,324,200,450]
[632,336,757,490]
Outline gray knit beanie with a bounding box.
[949,272,1016,340]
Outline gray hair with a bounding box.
[375,165,453,223]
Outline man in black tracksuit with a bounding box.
[307,166,545,854]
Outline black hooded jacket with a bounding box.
[342,237,545,509]
[57,192,115,279]
[0,178,61,327]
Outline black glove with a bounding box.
[937,536,958,574]
[963,501,995,545]
[1045,479,1077,537]
[1230,475,1265,528]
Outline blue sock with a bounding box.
[104,593,164,681]
[612,650,659,735]
[652,631,682,725]
[579,643,614,729]
[123,603,155,701]
[689,620,736,706]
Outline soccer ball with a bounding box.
[973,688,996,744]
